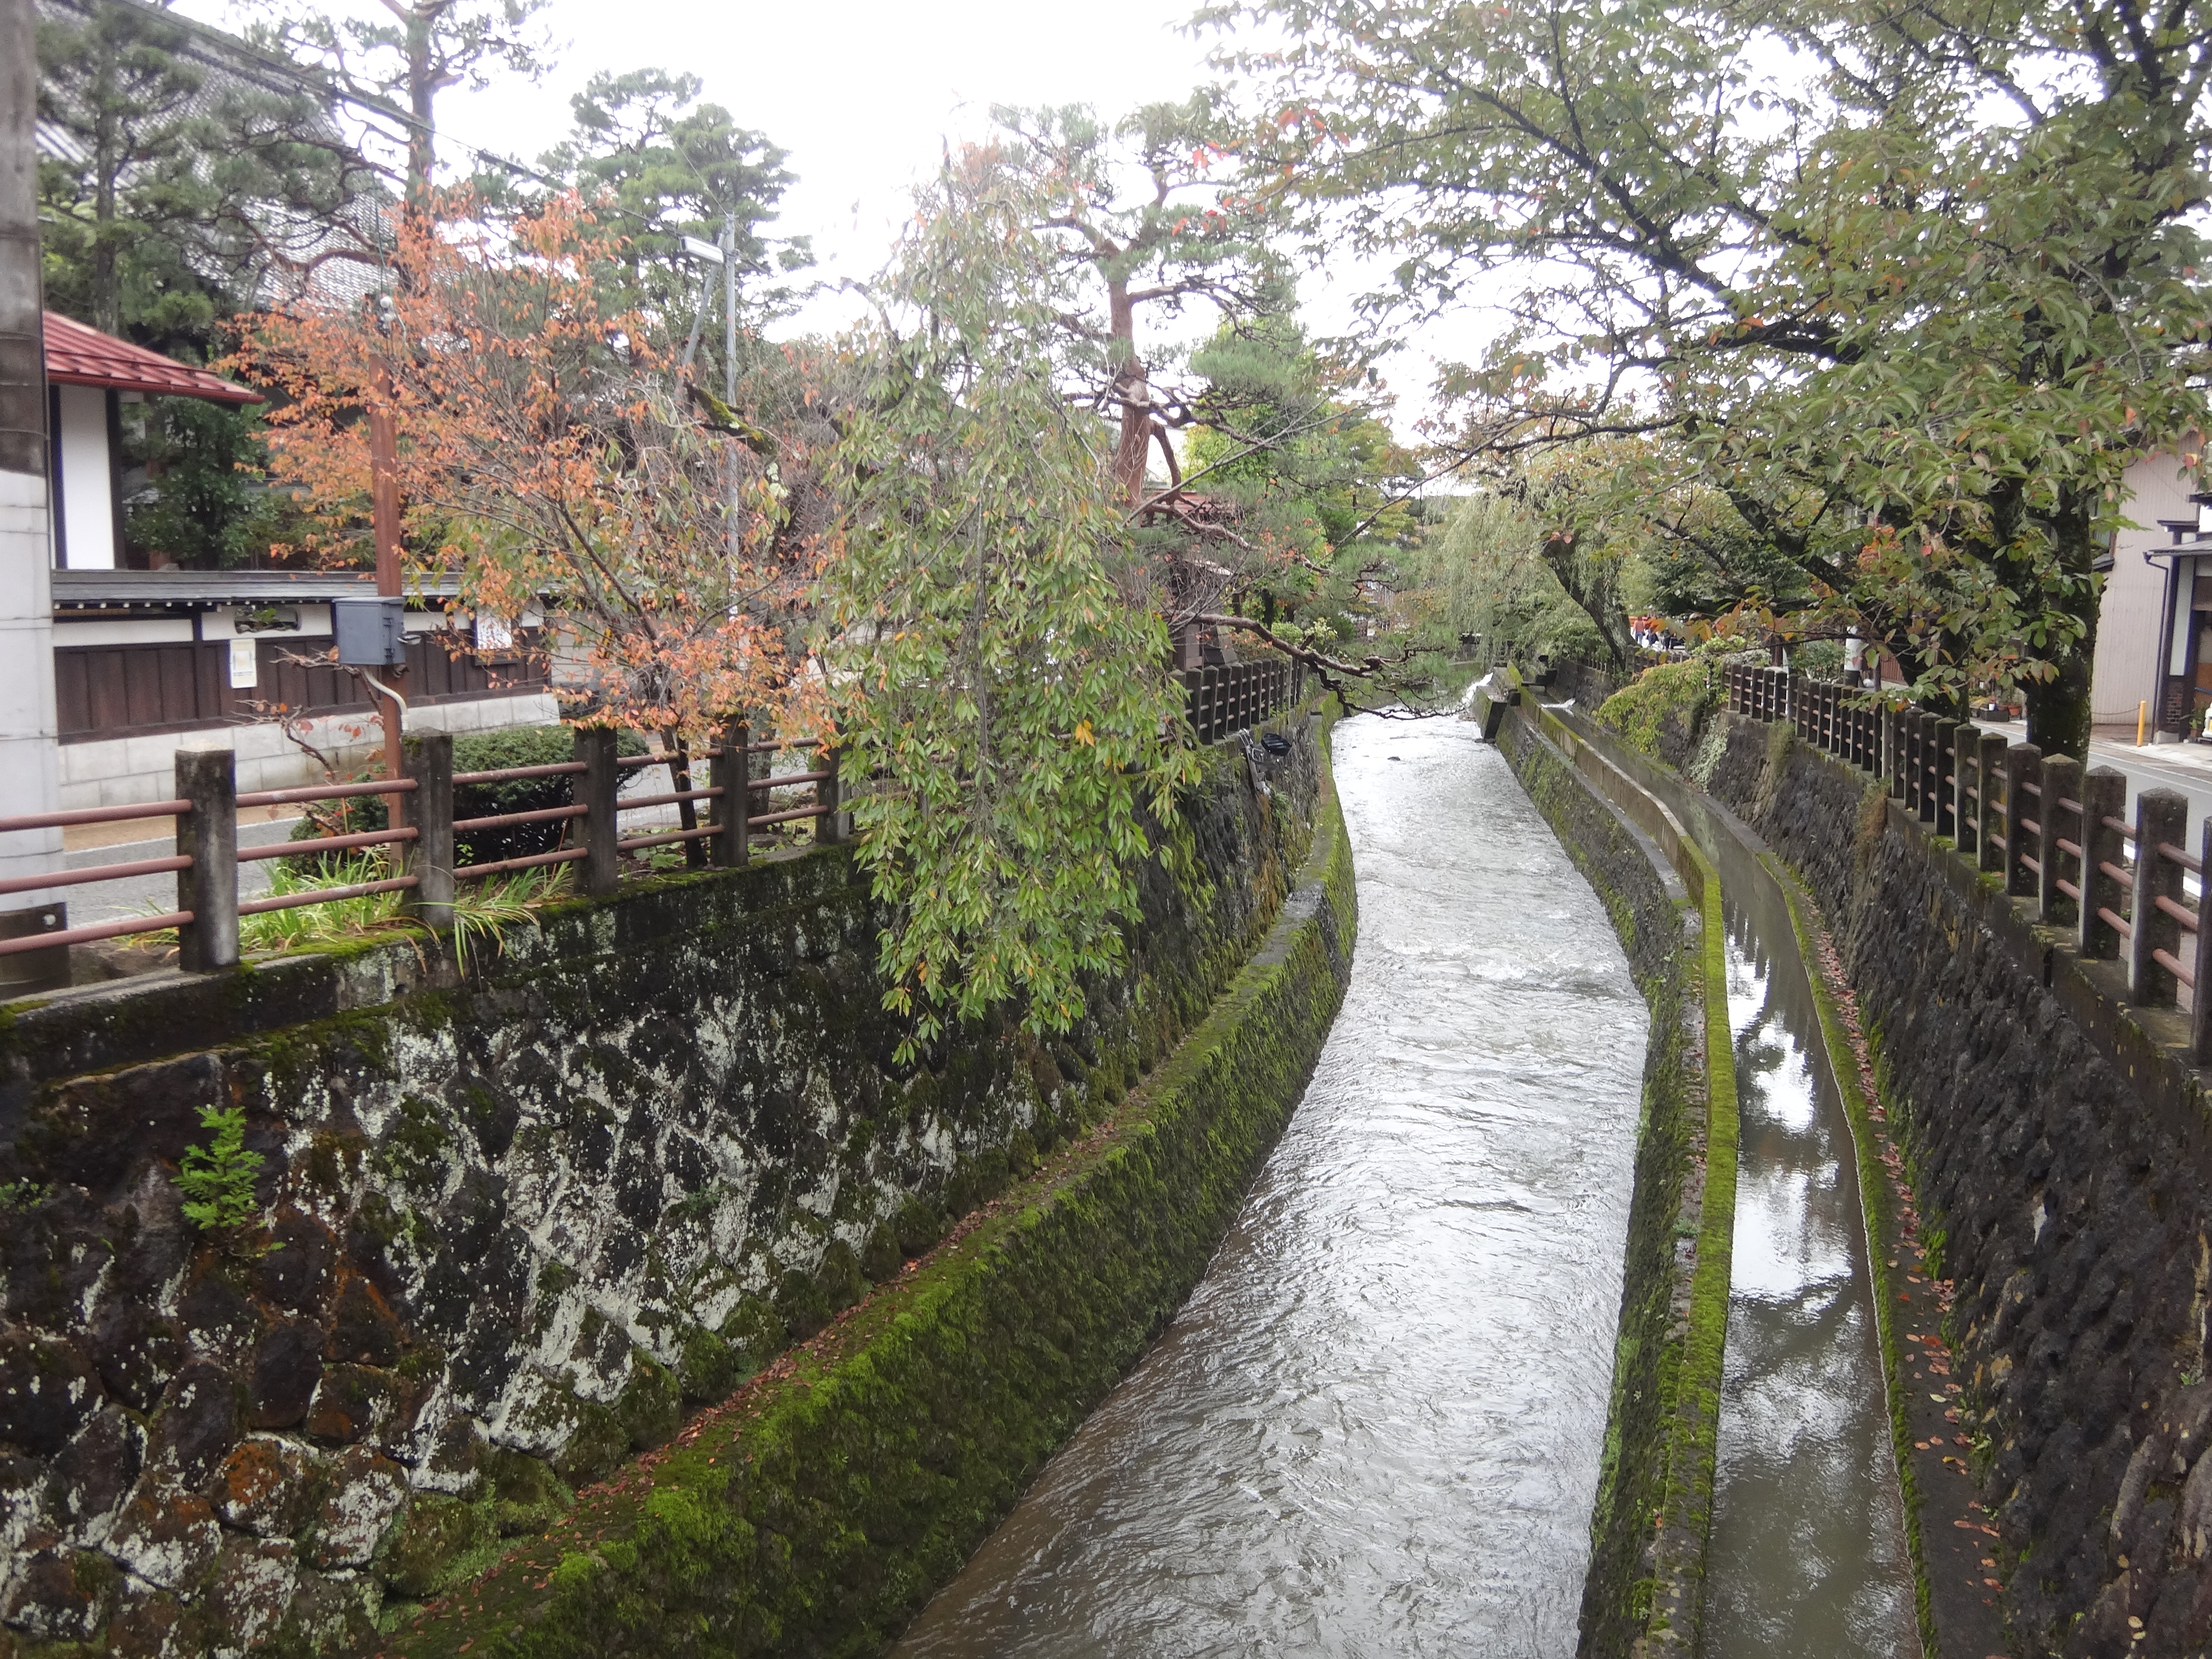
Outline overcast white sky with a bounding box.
[183,0,1481,441]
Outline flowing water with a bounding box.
[893,715,1650,1659]
[1701,898,1919,1657]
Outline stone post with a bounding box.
[2039,753,2083,927]
[2004,744,2041,897]
[1978,731,2010,874]
[576,726,619,897]
[2078,767,2128,960]
[175,749,239,972]
[2194,814,2212,1064]
[711,720,746,868]
[401,731,454,931]
[2129,788,2189,1004]
[1934,719,1962,838]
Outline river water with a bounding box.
[893,715,1650,1659]
[1701,903,1918,1656]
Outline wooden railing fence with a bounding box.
[1721,665,2212,1060]
[0,658,1304,975]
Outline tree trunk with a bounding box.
[92,19,117,335]
[1108,280,1148,511]
[2021,495,2101,762]
[404,2,440,218]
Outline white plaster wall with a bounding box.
[0,468,60,899]
[54,384,114,571]
[56,689,562,811]
[2093,450,2203,727]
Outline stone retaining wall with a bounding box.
[1620,697,2212,1658]
[0,720,1324,1657]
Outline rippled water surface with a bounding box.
[1703,908,1918,1657]
[892,715,1649,1659]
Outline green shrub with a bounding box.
[1595,656,1724,760]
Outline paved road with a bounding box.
[1976,717,2212,829]
[62,819,297,927]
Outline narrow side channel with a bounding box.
[1538,703,1922,1658]
[892,714,1650,1658]
[1703,899,1918,1656]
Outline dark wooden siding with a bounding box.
[55,632,550,742]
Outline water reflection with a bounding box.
[892,716,1648,1659]
[1702,906,1918,1657]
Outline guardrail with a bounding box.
[1720,664,2212,1059]
[0,722,843,970]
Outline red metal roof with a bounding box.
[42,311,262,404]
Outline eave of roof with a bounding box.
[52,569,462,608]
[43,311,263,404]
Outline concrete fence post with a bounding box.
[175,749,239,973]
[2004,744,2041,897]
[1951,722,1981,850]
[711,720,745,868]
[2130,788,2189,1004]
[2194,815,2212,1064]
[1934,719,1962,838]
[1978,731,2010,874]
[576,726,620,897]
[2039,753,2083,926]
[1903,713,1923,816]
[401,731,454,931]
[2079,767,2128,959]
[1886,707,1906,798]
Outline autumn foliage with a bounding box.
[230,192,822,738]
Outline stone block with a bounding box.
[304,1445,408,1569]
[212,1435,319,1538]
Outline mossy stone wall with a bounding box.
[1592,680,2212,1658]
[0,722,1327,1657]
[386,731,1356,1658]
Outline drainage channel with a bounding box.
[891,714,1650,1658]
[1571,714,1922,1658]
[1702,891,1920,1656]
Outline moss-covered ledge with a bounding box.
[1495,698,1737,1659]
[371,747,1358,1659]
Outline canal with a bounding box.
[895,713,1650,1657]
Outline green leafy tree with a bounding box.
[125,393,297,567]
[1221,0,2212,753]
[538,68,806,335]
[992,99,1284,511]
[821,142,1202,1056]
[37,0,376,340]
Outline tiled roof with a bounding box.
[42,311,262,404]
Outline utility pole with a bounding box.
[370,374,408,818]
[722,213,738,564]
[0,0,67,984]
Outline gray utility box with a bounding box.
[333,596,408,666]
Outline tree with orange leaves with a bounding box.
[230,190,826,741]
